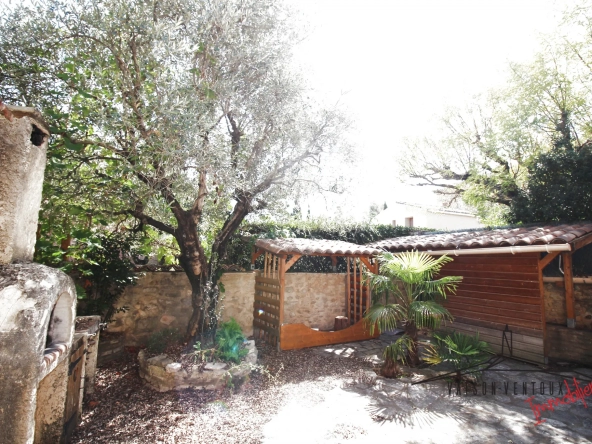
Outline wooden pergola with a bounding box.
[251,238,381,350]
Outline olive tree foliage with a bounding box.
[398,3,592,225]
[0,0,351,339]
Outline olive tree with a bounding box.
[0,0,350,339]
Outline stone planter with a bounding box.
[138,340,258,392]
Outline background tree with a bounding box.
[0,0,350,340]
[398,2,592,225]
[509,145,592,223]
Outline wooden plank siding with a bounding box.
[439,253,546,363]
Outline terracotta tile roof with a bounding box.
[368,223,592,252]
[255,238,381,256]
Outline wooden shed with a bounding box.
[251,238,381,350]
[370,223,592,364]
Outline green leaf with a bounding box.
[78,91,95,99]
[64,138,84,152]
[68,205,86,215]
[204,87,217,99]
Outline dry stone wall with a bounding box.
[284,273,346,330]
[544,281,592,330]
[108,271,347,346]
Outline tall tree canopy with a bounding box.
[398,1,592,225]
[509,145,592,223]
[0,0,350,338]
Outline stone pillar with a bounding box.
[0,106,49,264]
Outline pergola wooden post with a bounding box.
[251,238,381,350]
[537,232,592,331]
[562,252,576,329]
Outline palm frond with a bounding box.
[377,251,455,284]
[415,275,462,301]
[409,300,453,330]
[364,303,406,335]
[383,334,414,365]
[426,331,492,372]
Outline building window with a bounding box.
[391,220,397,227]
[405,217,413,228]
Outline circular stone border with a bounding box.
[138,340,258,392]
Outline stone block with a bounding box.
[165,363,182,373]
[147,354,173,368]
[160,314,176,325]
[204,362,228,371]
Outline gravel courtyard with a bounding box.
[73,339,592,444]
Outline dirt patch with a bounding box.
[72,341,369,443]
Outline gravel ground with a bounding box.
[73,341,592,444]
[72,341,372,444]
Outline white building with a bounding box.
[373,201,483,231]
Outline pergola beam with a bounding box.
[571,232,592,251]
[251,248,264,265]
[284,254,302,272]
[539,251,561,269]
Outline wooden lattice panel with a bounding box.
[253,252,283,345]
[347,258,371,325]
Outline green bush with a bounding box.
[215,318,248,364]
[35,230,142,320]
[510,146,592,224]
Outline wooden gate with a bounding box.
[346,258,372,325]
[63,335,86,442]
[253,252,284,346]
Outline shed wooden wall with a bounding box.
[438,253,545,363]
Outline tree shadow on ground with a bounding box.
[340,368,592,444]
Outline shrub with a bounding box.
[36,230,142,320]
[424,331,491,381]
[215,318,248,364]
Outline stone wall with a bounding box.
[284,273,346,330]
[108,272,193,345]
[108,271,347,346]
[544,281,592,330]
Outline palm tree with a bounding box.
[364,251,462,377]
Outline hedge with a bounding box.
[222,220,425,273]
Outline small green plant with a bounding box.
[424,331,491,381]
[215,318,247,364]
[146,328,181,354]
[191,341,216,364]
